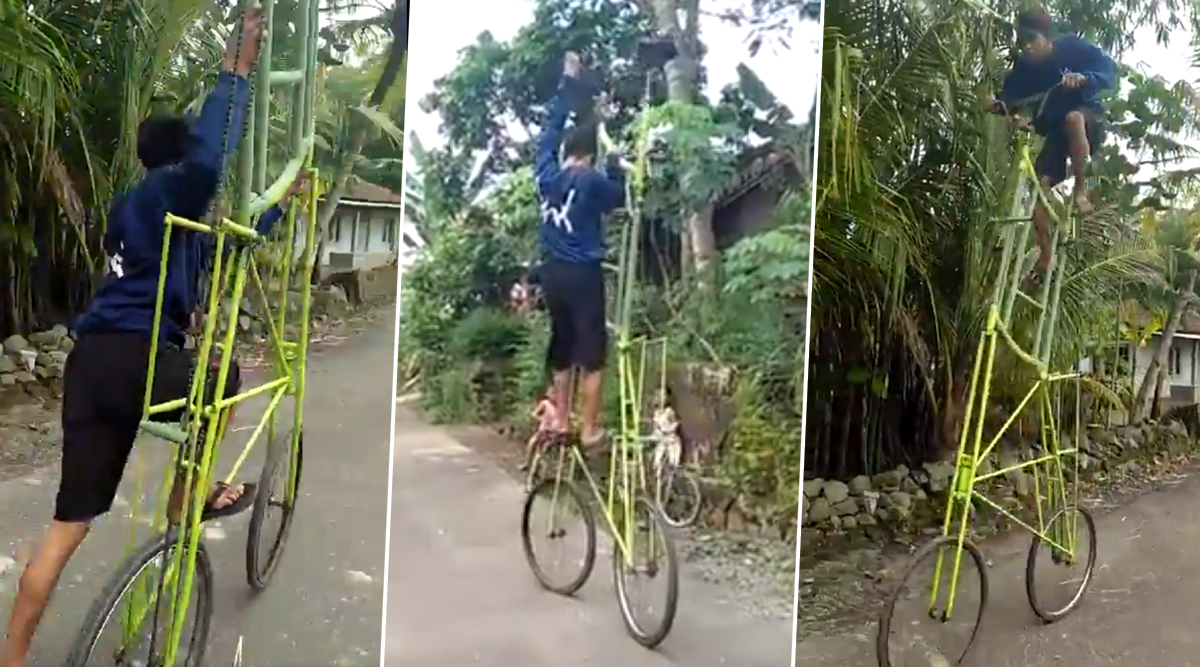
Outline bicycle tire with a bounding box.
[1025,505,1096,623]
[523,431,554,492]
[612,496,679,648]
[67,532,213,667]
[521,476,597,596]
[876,534,988,667]
[655,465,702,528]
[246,428,305,591]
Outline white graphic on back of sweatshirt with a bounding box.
[542,189,577,233]
[107,243,125,278]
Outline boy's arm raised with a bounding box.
[535,53,585,198]
[164,9,263,217]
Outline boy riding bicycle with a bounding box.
[987,8,1116,277]
[535,51,625,444]
[0,10,306,666]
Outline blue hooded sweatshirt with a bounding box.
[535,76,625,265]
[999,35,1117,136]
[76,72,286,346]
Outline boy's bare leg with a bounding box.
[1032,197,1052,274]
[579,370,604,445]
[550,369,573,432]
[0,522,89,667]
[1030,173,1062,275]
[1064,110,1094,213]
[166,471,244,524]
[166,416,244,524]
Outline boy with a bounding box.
[988,8,1117,276]
[535,51,626,444]
[0,9,306,666]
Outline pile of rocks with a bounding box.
[1,326,73,395]
[801,460,955,538]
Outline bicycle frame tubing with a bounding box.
[537,432,649,564]
[927,131,1082,620]
[119,0,321,660]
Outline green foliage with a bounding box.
[420,0,652,174]
[423,361,482,423]
[400,213,530,357]
[724,189,811,302]
[447,307,527,363]
[637,101,742,225]
[720,375,803,527]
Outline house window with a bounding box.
[1170,346,1183,376]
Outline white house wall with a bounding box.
[1080,340,1200,410]
[283,206,406,267]
[1129,340,1197,389]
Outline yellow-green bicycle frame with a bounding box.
[114,0,322,661]
[928,131,1083,620]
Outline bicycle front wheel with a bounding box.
[67,532,213,667]
[876,534,988,667]
[521,476,597,595]
[247,428,305,591]
[612,496,679,648]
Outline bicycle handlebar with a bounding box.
[989,76,1074,126]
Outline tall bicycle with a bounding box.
[876,87,1098,666]
[66,0,321,664]
[519,40,682,649]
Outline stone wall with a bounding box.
[0,282,359,400]
[799,420,1195,554]
[1,327,73,398]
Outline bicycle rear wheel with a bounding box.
[655,465,702,528]
[521,476,597,595]
[612,496,679,648]
[67,532,212,667]
[1025,504,1096,622]
[246,428,305,591]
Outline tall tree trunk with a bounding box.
[311,0,410,284]
[641,0,717,276]
[1132,269,1196,422]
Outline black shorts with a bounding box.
[540,259,607,373]
[56,332,241,523]
[1035,108,1105,186]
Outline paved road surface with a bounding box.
[0,312,396,666]
[796,473,1200,666]
[386,407,794,667]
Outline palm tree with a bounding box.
[0,0,223,333]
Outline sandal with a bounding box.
[200,482,257,522]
